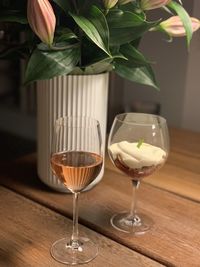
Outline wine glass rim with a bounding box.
[114,112,167,126]
[54,116,100,127]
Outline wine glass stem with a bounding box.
[71,192,80,248]
[130,180,140,217]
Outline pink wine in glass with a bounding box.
[51,151,103,192]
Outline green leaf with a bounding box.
[83,53,126,74]
[114,62,159,90]
[119,44,149,66]
[162,6,173,15]
[84,59,113,74]
[168,1,192,46]
[89,6,110,54]
[107,10,157,45]
[107,10,144,28]
[70,67,85,75]
[55,28,77,42]
[137,139,144,148]
[70,6,111,56]
[25,45,80,84]
[131,37,142,49]
[52,0,71,13]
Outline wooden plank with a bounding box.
[0,186,162,267]
[105,127,200,201]
[145,154,200,201]
[145,128,200,201]
[169,128,200,158]
[1,157,200,266]
[106,150,200,202]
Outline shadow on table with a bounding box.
[0,130,36,161]
[0,155,55,194]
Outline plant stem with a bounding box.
[73,0,79,14]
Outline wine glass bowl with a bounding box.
[50,116,103,265]
[108,113,169,234]
[51,151,102,193]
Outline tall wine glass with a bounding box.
[108,113,169,234]
[50,116,103,265]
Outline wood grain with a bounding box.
[169,128,200,157]
[106,149,200,202]
[1,154,200,267]
[146,127,200,201]
[105,127,200,202]
[0,186,163,267]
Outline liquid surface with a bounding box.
[51,151,103,192]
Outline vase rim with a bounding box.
[66,72,109,77]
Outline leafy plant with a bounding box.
[0,0,199,89]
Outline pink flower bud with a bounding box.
[118,0,132,5]
[141,0,171,10]
[103,0,118,9]
[160,16,200,37]
[27,0,56,46]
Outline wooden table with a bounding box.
[0,128,200,267]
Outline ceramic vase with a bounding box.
[37,73,109,192]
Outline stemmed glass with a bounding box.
[108,113,169,234]
[50,116,103,265]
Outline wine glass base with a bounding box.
[51,237,98,265]
[111,211,154,235]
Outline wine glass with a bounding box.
[50,116,103,265]
[108,113,169,234]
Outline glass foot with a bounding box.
[111,211,154,235]
[51,236,98,265]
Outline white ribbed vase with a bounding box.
[37,73,109,192]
